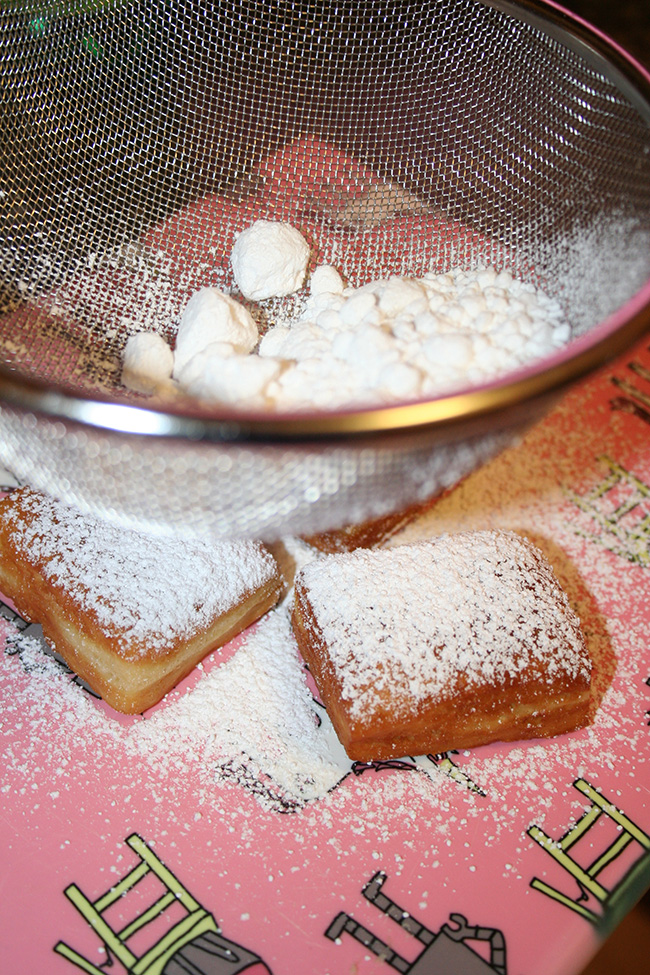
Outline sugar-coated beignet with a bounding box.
[0,486,285,713]
[292,530,591,761]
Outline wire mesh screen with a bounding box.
[0,0,648,537]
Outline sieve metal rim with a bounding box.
[1,0,649,446]
[0,290,648,444]
[487,0,650,124]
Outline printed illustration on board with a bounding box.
[528,778,650,930]
[329,870,507,974]
[54,833,272,975]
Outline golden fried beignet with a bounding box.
[0,487,284,713]
[292,530,591,761]
[301,497,438,554]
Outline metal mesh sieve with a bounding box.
[0,0,649,538]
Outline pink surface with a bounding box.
[2,135,650,975]
[2,333,650,975]
[138,135,494,293]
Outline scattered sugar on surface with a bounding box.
[2,515,647,848]
[131,606,348,808]
[1,583,466,843]
[2,362,650,862]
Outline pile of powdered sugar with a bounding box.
[130,606,350,808]
[1,487,278,659]
[296,530,591,721]
[255,265,568,410]
[122,220,570,409]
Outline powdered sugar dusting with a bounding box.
[132,607,348,809]
[297,531,590,720]
[0,601,356,815]
[2,488,278,658]
[2,340,650,894]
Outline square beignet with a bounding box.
[292,530,591,761]
[0,486,285,713]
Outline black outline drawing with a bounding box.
[327,871,507,974]
[1,595,101,696]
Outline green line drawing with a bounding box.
[528,779,650,932]
[565,456,650,566]
[428,753,487,796]
[54,833,270,974]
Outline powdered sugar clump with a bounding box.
[172,287,259,378]
[230,220,310,300]
[122,331,175,394]
[121,234,570,410]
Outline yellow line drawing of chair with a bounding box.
[528,779,650,930]
[566,456,650,566]
[53,833,261,975]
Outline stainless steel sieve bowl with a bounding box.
[0,0,649,539]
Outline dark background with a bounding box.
[558,0,649,66]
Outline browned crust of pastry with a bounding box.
[300,497,439,554]
[0,492,285,714]
[292,580,591,763]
